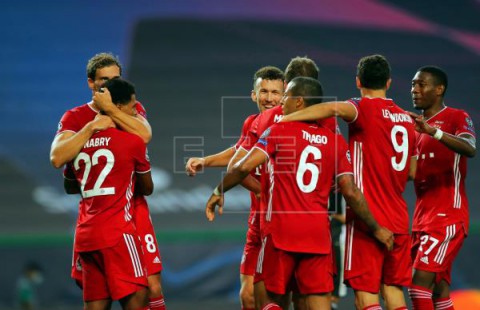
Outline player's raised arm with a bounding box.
[408,111,476,157]
[205,148,267,222]
[50,114,114,168]
[280,101,358,123]
[337,174,394,250]
[93,88,152,144]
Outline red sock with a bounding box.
[363,304,382,310]
[149,295,166,310]
[408,285,434,310]
[433,297,454,310]
[262,303,282,310]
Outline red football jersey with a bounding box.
[56,101,147,135]
[73,128,150,251]
[234,113,262,228]
[255,121,353,254]
[347,97,416,234]
[241,105,339,151]
[412,107,476,233]
[235,113,259,150]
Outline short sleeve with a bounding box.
[254,125,280,158]
[240,114,262,151]
[335,136,353,177]
[136,102,148,119]
[235,114,257,150]
[134,139,151,174]
[454,110,476,138]
[56,110,79,135]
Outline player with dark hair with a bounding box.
[68,78,153,310]
[206,77,393,310]
[284,56,319,83]
[408,66,476,310]
[51,52,166,310]
[281,54,417,310]
[186,65,284,310]
[226,56,339,310]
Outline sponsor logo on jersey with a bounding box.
[420,256,429,265]
[76,257,83,271]
[153,256,161,264]
[346,150,351,163]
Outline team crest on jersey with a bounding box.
[345,150,351,163]
[466,117,475,131]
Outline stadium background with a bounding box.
[1,0,479,309]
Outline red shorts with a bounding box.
[80,233,148,301]
[134,196,163,275]
[411,223,465,285]
[344,223,412,293]
[240,223,261,276]
[255,235,333,295]
[71,250,83,287]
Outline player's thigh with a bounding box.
[412,224,465,279]
[257,234,296,295]
[383,234,412,287]
[241,225,262,276]
[344,225,384,293]
[80,251,110,302]
[103,234,148,301]
[296,252,334,295]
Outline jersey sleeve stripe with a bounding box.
[252,146,269,159]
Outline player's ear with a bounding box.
[436,84,445,97]
[251,90,257,103]
[296,97,304,108]
[355,76,362,89]
[386,78,392,90]
[87,78,95,91]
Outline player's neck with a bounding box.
[423,101,445,119]
[360,88,387,99]
[88,101,100,112]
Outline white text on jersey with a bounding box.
[382,110,412,123]
[274,114,284,123]
[84,137,111,149]
[302,130,328,144]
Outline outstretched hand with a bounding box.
[373,226,394,251]
[407,111,435,135]
[185,157,205,176]
[205,194,224,221]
